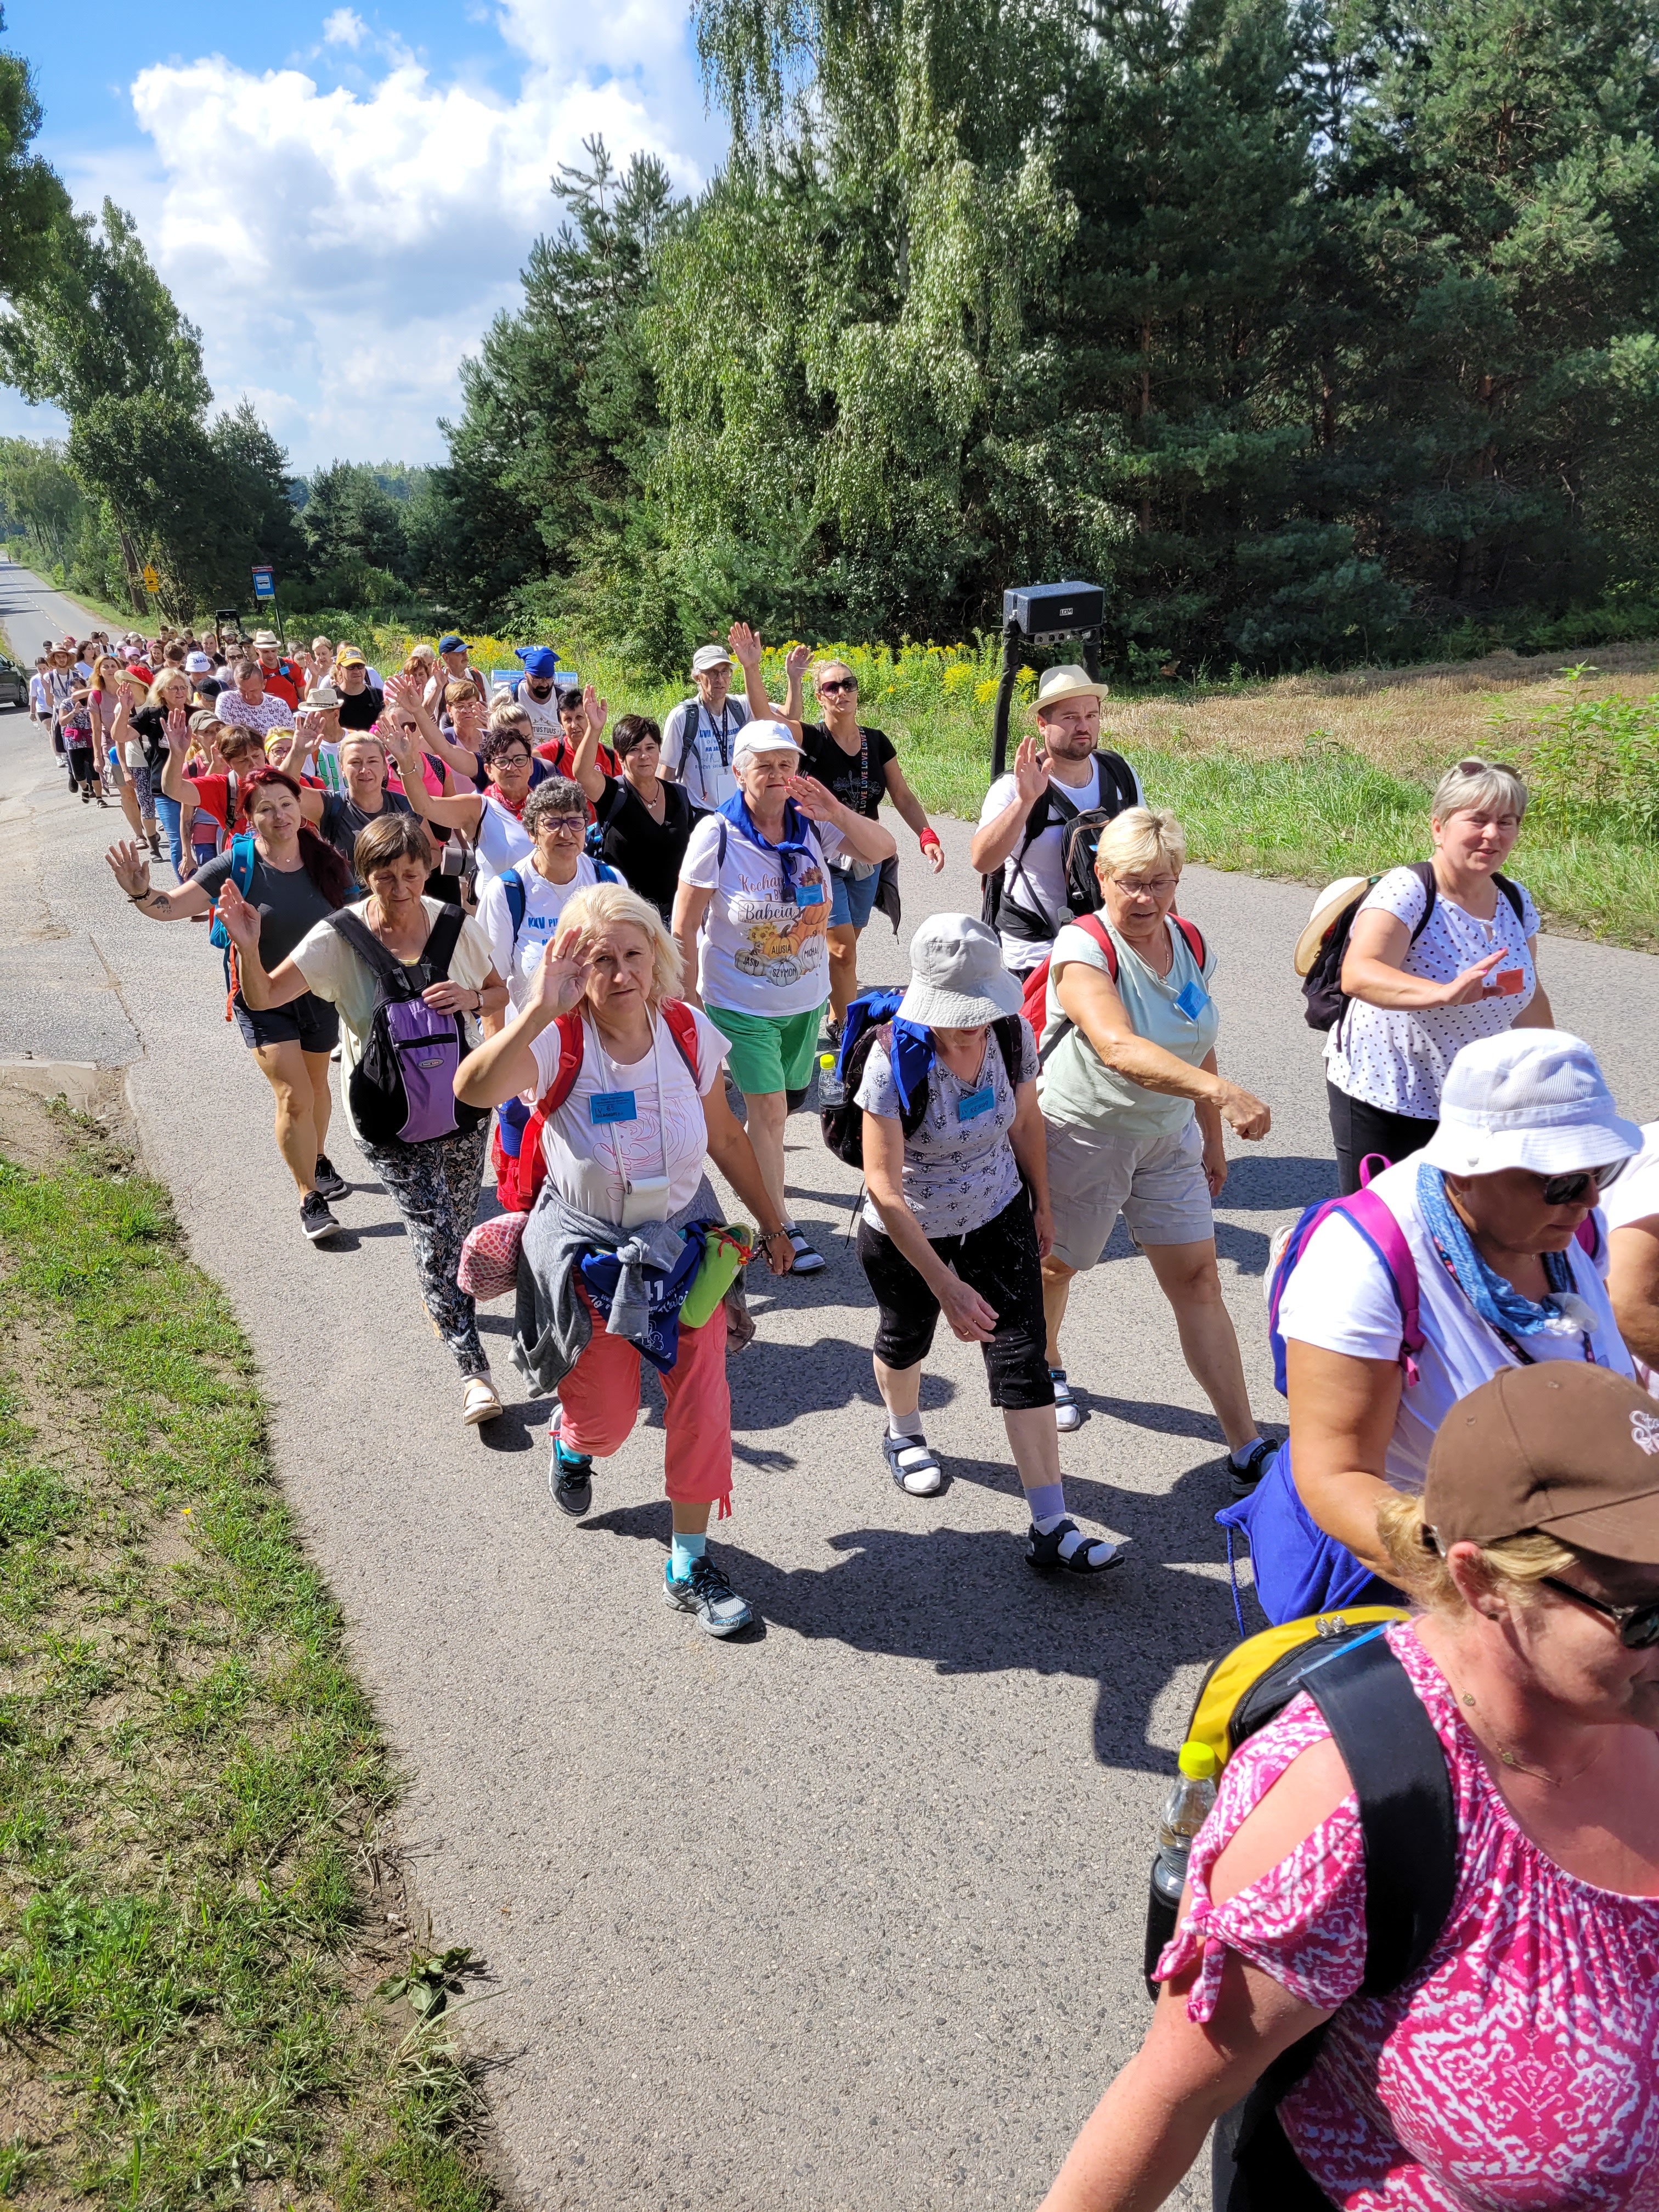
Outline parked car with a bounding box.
[0,658,29,710]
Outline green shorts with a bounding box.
[704,1002,825,1097]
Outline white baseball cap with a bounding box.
[691,643,732,673]
[731,720,802,768]
[1420,1030,1641,1179]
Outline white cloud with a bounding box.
[321,9,368,48]
[99,2,721,467]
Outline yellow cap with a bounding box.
[819,1053,836,1070]
[1177,1740,1217,1780]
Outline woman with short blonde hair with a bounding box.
[1036,806,1277,1482]
[456,881,795,1636]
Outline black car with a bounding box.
[0,657,29,710]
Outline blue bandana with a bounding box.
[1415,1162,1596,1342]
[718,791,816,893]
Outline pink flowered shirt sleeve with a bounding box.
[1155,1690,1368,2021]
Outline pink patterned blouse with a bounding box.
[1156,1623,1659,2209]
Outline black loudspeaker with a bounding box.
[1000,581,1105,644]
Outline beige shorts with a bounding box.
[1043,1117,1212,1269]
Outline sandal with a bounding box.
[1025,1518,1127,1575]
[461,1376,502,1425]
[883,1430,944,1497]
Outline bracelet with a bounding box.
[127,890,151,903]
[919,827,941,846]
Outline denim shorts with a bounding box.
[828,862,881,930]
[232,990,341,1054]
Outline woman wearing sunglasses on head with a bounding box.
[1316,757,1551,1195]
[1042,1357,1659,2212]
[1232,1029,1642,1624]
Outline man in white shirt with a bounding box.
[970,664,1144,974]
[510,646,563,746]
[660,641,752,809]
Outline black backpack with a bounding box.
[329,907,490,1148]
[1302,860,1525,1032]
[822,997,1024,1169]
[981,749,1140,946]
[1146,1621,1457,2210]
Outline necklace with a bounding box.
[1446,1666,1604,1788]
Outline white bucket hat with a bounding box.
[1420,1030,1641,1179]
[898,913,1023,1030]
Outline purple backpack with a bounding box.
[329,907,488,1148]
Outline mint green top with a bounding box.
[1036,916,1219,1138]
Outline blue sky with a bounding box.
[3,0,724,468]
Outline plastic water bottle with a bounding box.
[1151,1740,1218,1907]
[816,1051,845,1108]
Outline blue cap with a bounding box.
[515,645,559,678]
[438,633,465,654]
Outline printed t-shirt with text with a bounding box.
[679,810,845,1018]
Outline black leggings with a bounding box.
[856,1190,1054,1409]
[1327,1080,1438,1197]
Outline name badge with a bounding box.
[793,880,825,908]
[1173,979,1210,1023]
[589,1090,637,1125]
[957,1085,996,1122]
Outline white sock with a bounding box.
[888,1408,924,1441]
[1034,1513,1116,1567]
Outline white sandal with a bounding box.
[461,1376,502,1425]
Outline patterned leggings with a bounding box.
[358,1121,491,1378]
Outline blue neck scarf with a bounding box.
[887,1017,936,1113]
[719,792,815,891]
[1415,1162,1595,1342]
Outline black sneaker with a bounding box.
[300,1190,340,1243]
[1228,1437,1278,1496]
[662,1554,753,1637]
[312,1155,351,1202]
[548,1417,592,1517]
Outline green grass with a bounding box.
[0,1107,496,2211]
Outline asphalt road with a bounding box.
[3,556,1657,2209]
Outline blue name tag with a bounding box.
[589,1090,637,1125]
[957,1085,996,1122]
[1173,979,1210,1023]
[793,880,825,907]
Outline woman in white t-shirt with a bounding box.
[1232,1030,1641,1623]
[673,720,895,1274]
[1326,757,1554,1193]
[456,882,794,1639]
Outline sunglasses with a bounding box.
[1542,1577,1659,1650]
[1536,1161,1626,1206]
[818,677,857,695]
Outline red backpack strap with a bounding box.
[514,1011,585,1210]
[1076,909,1119,979]
[660,999,702,1084]
[1172,915,1206,970]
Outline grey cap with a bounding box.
[898,913,1024,1031]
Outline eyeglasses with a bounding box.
[494,752,532,768]
[1536,1161,1626,1206]
[818,677,857,695]
[1108,873,1178,898]
[541,817,585,837]
[1541,1577,1659,1650]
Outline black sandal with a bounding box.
[883,1432,943,1496]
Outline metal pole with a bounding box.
[990,615,1023,781]
[1082,628,1103,685]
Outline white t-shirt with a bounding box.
[524,1006,728,1218]
[678,810,845,1017]
[1276,1155,1634,1493]
[977,755,1146,970]
[476,854,606,1006]
[1602,1124,1659,1234]
[515,686,562,745]
[1325,867,1542,1118]
[662,697,751,809]
[472,793,533,882]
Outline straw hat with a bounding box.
[1030,664,1109,714]
[1293,876,1372,975]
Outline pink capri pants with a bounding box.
[555,1294,734,1513]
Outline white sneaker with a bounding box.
[1051,1369,1082,1432]
[461,1376,502,1425]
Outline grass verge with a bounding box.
[0,1093,496,2211]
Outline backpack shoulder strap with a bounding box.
[1297,1628,1457,1992]
[1094,749,1139,814]
[534,1013,586,1117]
[1408,860,1438,944]
[502,866,526,946]
[1341,1186,1425,1379]
[715,819,727,867]
[594,860,620,883]
[1493,872,1526,925]
[991,1013,1024,1088]
[422,904,465,983]
[1172,915,1206,970]
[328,907,409,991]
[659,999,702,1085]
[1076,909,1119,980]
[230,832,257,897]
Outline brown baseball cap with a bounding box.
[1425,1365,1659,1561]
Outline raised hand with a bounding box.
[532,927,595,1021]
[383,669,422,714]
[785,771,838,820]
[166,706,189,750]
[1013,734,1049,810]
[785,642,811,680]
[583,681,608,738]
[104,840,150,898]
[216,877,262,955]
[726,621,762,670]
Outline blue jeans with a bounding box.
[154,794,185,878]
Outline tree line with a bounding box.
[2,0,1657,674]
